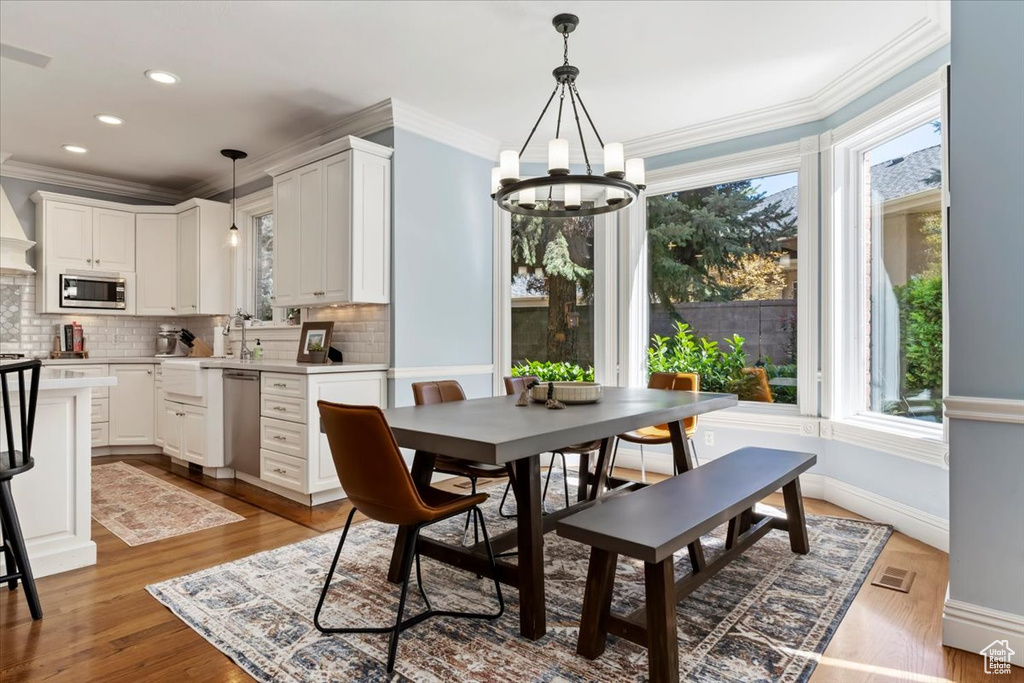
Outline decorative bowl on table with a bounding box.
[529,381,603,404]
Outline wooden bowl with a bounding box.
[529,381,602,404]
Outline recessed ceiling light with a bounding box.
[145,69,179,84]
[62,144,88,154]
[95,114,124,125]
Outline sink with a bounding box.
[162,359,206,398]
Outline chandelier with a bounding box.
[491,13,646,219]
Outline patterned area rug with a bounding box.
[147,477,890,682]
[93,462,244,546]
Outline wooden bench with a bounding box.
[556,446,816,683]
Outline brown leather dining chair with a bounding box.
[503,376,602,510]
[316,400,504,674]
[608,372,700,482]
[411,380,510,545]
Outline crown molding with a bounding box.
[622,8,948,161]
[391,99,500,161]
[183,99,395,199]
[0,159,184,203]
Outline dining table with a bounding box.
[379,386,738,640]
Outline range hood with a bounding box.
[0,180,35,274]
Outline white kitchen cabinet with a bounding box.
[45,201,93,270]
[257,370,385,503]
[163,402,182,458]
[181,406,207,465]
[269,136,392,307]
[177,207,200,314]
[92,208,135,271]
[136,214,179,315]
[153,365,165,447]
[108,364,155,446]
[32,192,230,315]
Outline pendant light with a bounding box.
[492,14,646,218]
[221,149,247,247]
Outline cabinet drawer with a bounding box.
[261,373,306,398]
[260,394,306,423]
[260,417,306,458]
[261,449,306,492]
[91,422,108,448]
[91,397,109,423]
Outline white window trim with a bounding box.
[624,138,820,419]
[232,187,291,325]
[820,69,948,466]
[492,207,617,393]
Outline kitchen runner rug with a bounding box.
[93,461,244,546]
[147,476,890,682]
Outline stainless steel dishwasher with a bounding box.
[223,369,261,477]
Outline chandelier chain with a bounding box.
[563,30,569,66]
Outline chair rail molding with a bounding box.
[0,159,184,204]
[387,365,494,380]
[943,595,1024,667]
[943,396,1024,424]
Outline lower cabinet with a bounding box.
[259,371,386,497]
[109,364,155,445]
[163,400,207,465]
[153,366,165,447]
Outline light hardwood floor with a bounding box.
[0,456,1009,682]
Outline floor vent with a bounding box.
[871,566,916,593]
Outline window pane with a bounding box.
[865,121,943,421]
[253,212,274,322]
[646,173,798,404]
[510,208,595,380]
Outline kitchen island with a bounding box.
[0,366,116,578]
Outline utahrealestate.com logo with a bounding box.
[979,640,1015,675]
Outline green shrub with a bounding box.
[511,360,595,382]
[895,275,943,395]
[646,321,797,404]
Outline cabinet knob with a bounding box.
[86,258,93,263]
[171,307,176,311]
[147,370,152,375]
[95,259,100,264]
[191,304,197,309]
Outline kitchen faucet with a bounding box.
[224,311,252,360]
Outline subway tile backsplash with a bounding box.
[0,274,389,364]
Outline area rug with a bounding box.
[93,462,244,546]
[147,477,891,682]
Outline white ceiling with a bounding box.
[0,0,948,194]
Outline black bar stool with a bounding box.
[0,359,43,620]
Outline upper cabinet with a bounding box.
[42,201,135,272]
[268,136,392,307]
[32,192,231,315]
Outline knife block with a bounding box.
[188,338,214,358]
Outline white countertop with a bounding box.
[37,368,117,391]
[42,356,387,375]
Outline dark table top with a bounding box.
[381,387,737,465]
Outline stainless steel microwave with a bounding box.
[59,274,126,310]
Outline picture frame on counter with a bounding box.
[296,321,333,364]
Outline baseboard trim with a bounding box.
[0,537,97,579]
[943,594,1024,667]
[611,446,948,551]
[93,445,164,457]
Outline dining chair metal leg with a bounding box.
[461,477,480,548]
[0,480,41,619]
[315,506,504,673]
[608,437,621,477]
[639,444,647,483]
[688,437,699,466]
[497,480,516,518]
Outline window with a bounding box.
[862,121,943,422]
[510,210,595,378]
[645,172,799,404]
[252,212,274,321]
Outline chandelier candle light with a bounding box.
[221,148,248,247]
[492,13,646,218]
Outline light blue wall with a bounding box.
[645,45,950,171]
[389,128,494,374]
[947,0,1024,618]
